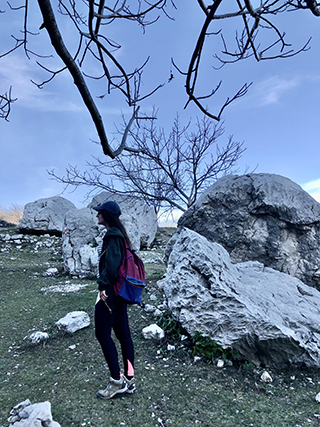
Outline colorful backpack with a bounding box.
[114,239,146,304]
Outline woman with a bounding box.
[93,201,136,399]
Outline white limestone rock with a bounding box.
[62,192,157,277]
[55,311,90,333]
[28,331,49,344]
[42,267,59,277]
[261,371,273,383]
[61,208,101,277]
[142,324,165,340]
[159,227,320,368]
[19,196,76,235]
[8,401,60,427]
[89,191,158,248]
[178,173,320,289]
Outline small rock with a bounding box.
[42,268,59,277]
[261,370,273,383]
[55,311,90,333]
[217,359,224,368]
[144,304,156,313]
[142,324,165,340]
[315,392,320,403]
[167,344,175,351]
[29,331,49,344]
[153,309,162,317]
[7,401,61,427]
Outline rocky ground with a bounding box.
[1,224,320,427]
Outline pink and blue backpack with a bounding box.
[114,239,146,304]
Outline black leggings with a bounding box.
[95,299,134,380]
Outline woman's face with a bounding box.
[97,211,109,228]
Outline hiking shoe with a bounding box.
[124,376,136,394]
[97,375,128,399]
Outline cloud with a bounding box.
[301,178,320,202]
[0,53,132,116]
[253,75,300,106]
[0,54,86,112]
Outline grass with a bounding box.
[1,225,320,426]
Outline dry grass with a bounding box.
[0,203,23,225]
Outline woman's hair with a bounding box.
[101,210,132,248]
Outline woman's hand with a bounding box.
[100,290,108,301]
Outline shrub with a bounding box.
[0,203,23,225]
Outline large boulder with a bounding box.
[19,196,76,236]
[178,173,320,289]
[88,192,158,248]
[159,227,320,368]
[62,207,141,276]
[62,208,100,277]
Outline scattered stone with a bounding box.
[217,359,224,368]
[28,331,49,344]
[41,283,90,294]
[11,234,24,241]
[42,267,59,277]
[0,233,11,241]
[68,344,76,350]
[144,304,157,313]
[153,309,162,317]
[8,400,60,426]
[142,324,165,340]
[55,311,90,333]
[167,344,175,351]
[261,371,273,383]
[316,393,320,403]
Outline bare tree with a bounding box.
[1,1,319,156]
[178,0,318,119]
[49,114,245,212]
[0,87,17,121]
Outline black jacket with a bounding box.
[97,227,125,311]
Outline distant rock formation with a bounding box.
[88,191,158,248]
[19,196,76,236]
[62,207,101,277]
[179,173,320,289]
[62,193,158,277]
[159,227,320,368]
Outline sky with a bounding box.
[1,2,320,213]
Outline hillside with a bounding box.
[1,225,320,427]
